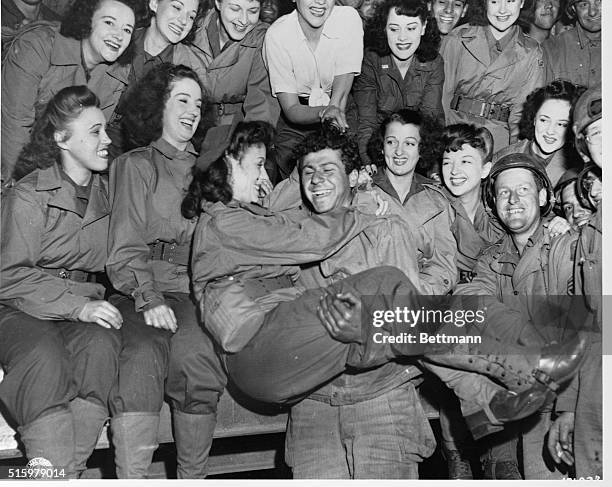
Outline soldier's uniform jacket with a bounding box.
[543,24,601,89]
[455,222,576,347]
[106,138,198,312]
[1,24,130,179]
[190,10,280,128]
[0,164,109,320]
[440,25,544,151]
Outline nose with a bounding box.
[588,0,599,16]
[178,10,188,25]
[100,127,112,146]
[311,170,324,185]
[443,1,453,14]
[498,0,508,14]
[259,166,270,181]
[508,188,520,205]
[450,161,458,174]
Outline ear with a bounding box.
[215,0,222,11]
[519,0,525,8]
[421,19,427,36]
[348,169,359,188]
[149,0,158,14]
[461,4,468,18]
[54,130,68,150]
[481,161,492,179]
[538,187,547,207]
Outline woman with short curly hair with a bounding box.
[1,85,121,478]
[1,0,140,183]
[106,63,226,479]
[493,79,585,186]
[353,0,443,165]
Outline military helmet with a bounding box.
[573,84,602,160]
[484,153,554,216]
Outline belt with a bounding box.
[215,101,244,117]
[298,96,310,106]
[41,267,94,283]
[451,94,511,123]
[148,240,191,266]
[241,275,294,299]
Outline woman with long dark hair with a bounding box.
[0,86,121,478]
[1,0,140,182]
[353,0,443,164]
[106,63,226,479]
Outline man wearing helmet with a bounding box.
[543,0,601,88]
[453,152,589,479]
[547,84,602,479]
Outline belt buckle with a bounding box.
[217,103,225,117]
[58,269,70,279]
[479,101,491,119]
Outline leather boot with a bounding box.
[18,409,76,478]
[424,333,587,393]
[70,398,108,477]
[465,383,555,440]
[173,410,217,479]
[111,412,160,479]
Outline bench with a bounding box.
[0,368,289,477]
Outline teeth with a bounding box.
[105,40,120,50]
[97,149,108,157]
[169,25,183,36]
[508,208,524,214]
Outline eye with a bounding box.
[104,19,114,26]
[442,160,450,166]
[563,204,573,213]
[461,159,471,164]
[498,189,509,197]
[124,27,133,35]
[249,8,260,14]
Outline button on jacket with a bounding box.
[352,50,444,163]
[440,25,544,151]
[1,24,130,179]
[0,164,109,320]
[107,138,198,312]
[543,24,601,89]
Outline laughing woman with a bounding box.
[353,0,443,165]
[1,0,139,182]
[0,86,121,478]
[106,63,226,479]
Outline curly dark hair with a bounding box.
[142,0,209,45]
[13,86,100,182]
[367,109,442,174]
[518,79,587,142]
[364,0,440,62]
[121,63,206,149]
[182,120,275,218]
[463,0,488,26]
[517,0,567,33]
[293,122,362,175]
[60,0,146,65]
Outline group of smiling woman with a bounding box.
[0,0,599,480]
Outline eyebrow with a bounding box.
[175,92,202,101]
[102,15,134,28]
[89,122,103,130]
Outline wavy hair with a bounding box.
[60,0,145,65]
[13,86,100,181]
[293,122,362,175]
[518,79,586,143]
[368,108,442,174]
[181,120,275,218]
[121,63,206,149]
[365,0,440,62]
[440,123,494,162]
[142,0,209,44]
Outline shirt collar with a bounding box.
[293,7,342,41]
[576,23,601,49]
[152,138,198,159]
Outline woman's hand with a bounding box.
[544,216,571,238]
[319,105,348,131]
[78,300,123,329]
[143,304,177,333]
[257,177,274,199]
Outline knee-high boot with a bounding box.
[18,409,76,478]
[110,412,160,479]
[70,398,108,477]
[172,410,217,479]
